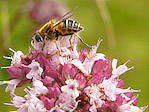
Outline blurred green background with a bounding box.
[0,0,148,111]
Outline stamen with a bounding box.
[96,38,103,48]
[92,38,103,52]
[9,48,16,53]
[3,103,13,106]
[3,56,12,60]
[128,95,138,105]
[124,60,131,65]
[123,60,134,71]
[24,88,31,95]
[131,89,141,93]
[128,66,134,70]
[0,81,5,85]
[1,66,11,69]
[141,105,148,111]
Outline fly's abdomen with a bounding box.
[59,19,83,36]
[64,20,83,31]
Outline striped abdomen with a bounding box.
[57,19,84,36]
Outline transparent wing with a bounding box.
[48,6,78,31]
[56,6,78,22]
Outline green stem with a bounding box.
[95,0,116,49]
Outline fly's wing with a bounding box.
[48,6,78,31]
[56,6,78,22]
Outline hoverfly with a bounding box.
[32,6,91,48]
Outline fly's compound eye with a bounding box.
[34,33,43,42]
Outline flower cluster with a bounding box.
[0,38,147,112]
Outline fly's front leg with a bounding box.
[42,33,48,51]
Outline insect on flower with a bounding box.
[32,6,91,48]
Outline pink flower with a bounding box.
[25,60,43,80]
[2,48,24,67]
[74,73,86,89]
[117,98,148,112]
[84,84,104,111]
[1,38,147,112]
[40,96,55,110]
[112,59,134,78]
[0,79,21,93]
[29,79,48,96]
[72,40,105,76]
[61,79,79,98]
[11,96,26,108]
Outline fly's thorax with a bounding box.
[38,20,56,34]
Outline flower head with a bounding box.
[1,37,147,112]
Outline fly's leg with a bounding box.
[69,35,73,48]
[42,35,47,51]
[53,38,62,56]
[74,33,92,48]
